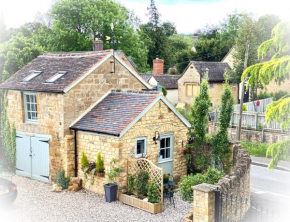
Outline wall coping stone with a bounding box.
[192,183,216,193]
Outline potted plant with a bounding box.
[104,158,122,203]
[163,173,171,183]
[96,152,105,177]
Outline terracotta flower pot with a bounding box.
[96,172,105,177]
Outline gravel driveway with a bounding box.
[1,175,192,222]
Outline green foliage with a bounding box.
[127,174,135,195]
[147,181,159,203]
[241,141,268,157]
[242,22,290,169]
[257,90,289,101]
[162,86,167,97]
[212,79,234,172]
[81,151,89,169]
[56,170,70,189]
[96,152,105,173]
[242,104,247,111]
[136,170,149,198]
[179,168,224,202]
[106,158,122,182]
[187,78,211,171]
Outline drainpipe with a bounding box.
[74,129,78,177]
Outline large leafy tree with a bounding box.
[48,0,149,72]
[242,22,290,169]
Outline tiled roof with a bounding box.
[71,90,160,136]
[140,74,153,82]
[154,75,181,89]
[192,61,231,82]
[0,50,112,93]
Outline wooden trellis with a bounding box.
[127,158,163,204]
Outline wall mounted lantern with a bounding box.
[153,131,160,144]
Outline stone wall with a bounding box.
[208,122,290,145]
[75,100,188,195]
[7,91,64,180]
[188,145,251,222]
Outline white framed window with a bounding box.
[23,93,38,122]
[135,137,147,158]
[209,83,214,88]
[232,83,237,87]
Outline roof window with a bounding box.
[21,71,42,83]
[45,71,67,83]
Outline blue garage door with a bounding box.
[16,133,50,183]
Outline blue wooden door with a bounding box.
[158,134,174,176]
[16,135,32,178]
[31,137,49,183]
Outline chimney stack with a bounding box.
[153,58,164,75]
[93,38,103,51]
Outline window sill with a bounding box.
[24,121,38,124]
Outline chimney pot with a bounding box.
[93,39,103,51]
[153,58,164,75]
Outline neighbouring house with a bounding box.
[69,89,190,194]
[177,61,238,108]
[0,40,152,182]
[141,58,180,105]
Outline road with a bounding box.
[250,165,290,221]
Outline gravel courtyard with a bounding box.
[1,175,192,222]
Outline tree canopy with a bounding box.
[242,22,290,169]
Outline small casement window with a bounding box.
[185,83,198,97]
[209,83,214,88]
[23,93,38,122]
[135,137,147,158]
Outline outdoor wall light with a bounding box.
[188,137,194,144]
[153,131,160,144]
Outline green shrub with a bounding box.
[96,152,105,173]
[273,90,288,101]
[162,86,167,97]
[106,158,122,182]
[56,170,70,189]
[127,174,135,195]
[81,151,89,169]
[147,181,159,203]
[179,168,224,202]
[136,170,149,198]
[241,141,268,157]
[204,168,224,184]
[178,173,205,202]
[242,104,247,111]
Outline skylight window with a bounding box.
[45,71,67,83]
[22,71,42,82]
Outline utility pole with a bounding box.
[237,41,250,141]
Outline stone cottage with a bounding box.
[69,89,190,194]
[177,61,238,108]
[0,42,152,182]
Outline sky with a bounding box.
[0,0,289,33]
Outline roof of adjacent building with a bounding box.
[140,74,153,82]
[154,75,181,89]
[0,50,112,93]
[191,61,231,82]
[71,90,160,136]
[70,89,191,136]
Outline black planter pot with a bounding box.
[104,183,118,202]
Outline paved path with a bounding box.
[250,164,290,222]
[0,175,191,222]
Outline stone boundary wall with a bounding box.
[208,122,290,145]
[185,145,251,222]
